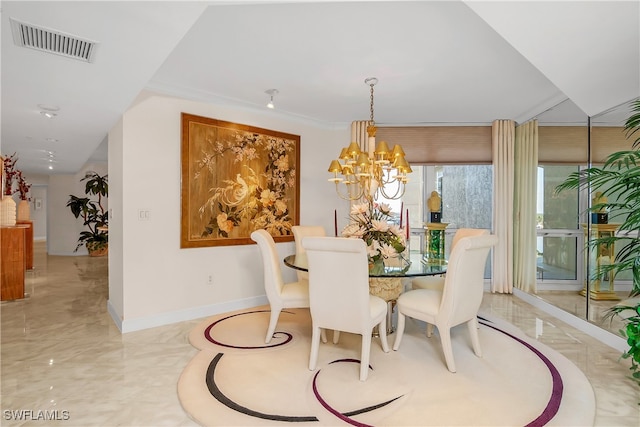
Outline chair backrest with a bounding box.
[302,237,371,334]
[292,226,326,280]
[439,234,498,326]
[292,226,326,257]
[450,228,489,253]
[250,229,285,302]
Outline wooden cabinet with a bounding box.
[1,226,25,301]
[16,220,33,270]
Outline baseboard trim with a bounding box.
[107,300,123,332]
[513,288,627,353]
[111,296,269,333]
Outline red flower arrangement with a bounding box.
[15,170,31,201]
[2,152,18,196]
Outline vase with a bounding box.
[0,196,17,226]
[87,242,108,257]
[17,199,30,221]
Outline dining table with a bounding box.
[284,251,447,333]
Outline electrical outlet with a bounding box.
[207,275,214,285]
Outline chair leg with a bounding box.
[426,323,434,337]
[265,308,281,343]
[360,333,372,381]
[332,330,341,344]
[392,312,406,351]
[378,319,389,353]
[321,328,327,343]
[309,326,322,371]
[439,327,456,373]
[467,318,482,358]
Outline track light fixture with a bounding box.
[265,89,278,109]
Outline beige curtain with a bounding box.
[514,120,538,293]
[491,120,515,293]
[352,121,369,153]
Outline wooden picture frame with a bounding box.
[180,113,300,248]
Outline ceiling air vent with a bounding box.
[10,18,98,63]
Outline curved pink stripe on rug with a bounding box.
[479,319,563,427]
[312,359,403,426]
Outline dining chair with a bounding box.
[393,234,498,373]
[411,228,489,291]
[291,225,326,282]
[250,229,310,344]
[302,236,389,381]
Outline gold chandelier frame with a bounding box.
[328,77,412,202]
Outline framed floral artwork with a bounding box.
[180,113,300,248]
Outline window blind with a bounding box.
[376,126,492,165]
[375,125,630,166]
[538,126,631,164]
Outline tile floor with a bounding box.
[1,242,638,426]
[536,290,629,337]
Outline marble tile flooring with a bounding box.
[1,242,638,426]
[535,290,629,337]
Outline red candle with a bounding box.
[399,202,404,227]
[334,209,338,237]
[406,209,409,239]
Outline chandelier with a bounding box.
[328,77,412,202]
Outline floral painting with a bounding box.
[180,113,300,248]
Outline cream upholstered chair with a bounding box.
[411,228,489,291]
[251,229,310,344]
[291,225,326,282]
[394,234,498,373]
[302,236,389,381]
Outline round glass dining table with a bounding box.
[283,251,447,278]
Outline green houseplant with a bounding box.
[555,98,640,388]
[66,171,108,256]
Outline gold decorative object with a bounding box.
[328,77,411,202]
[423,222,449,262]
[580,223,621,300]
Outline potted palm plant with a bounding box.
[555,98,640,389]
[66,171,108,256]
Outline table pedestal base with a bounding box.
[369,278,403,335]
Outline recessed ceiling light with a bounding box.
[48,165,53,170]
[40,111,57,119]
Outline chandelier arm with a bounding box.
[334,181,365,201]
[378,179,405,200]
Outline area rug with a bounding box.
[178,306,595,426]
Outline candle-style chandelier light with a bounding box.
[328,77,412,202]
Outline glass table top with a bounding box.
[284,251,446,278]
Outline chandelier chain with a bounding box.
[369,82,375,125]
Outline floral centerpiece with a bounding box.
[341,201,408,274]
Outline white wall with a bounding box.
[47,163,108,255]
[108,118,124,323]
[30,185,47,240]
[109,93,349,332]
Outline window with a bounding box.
[403,165,493,276]
[536,165,582,285]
